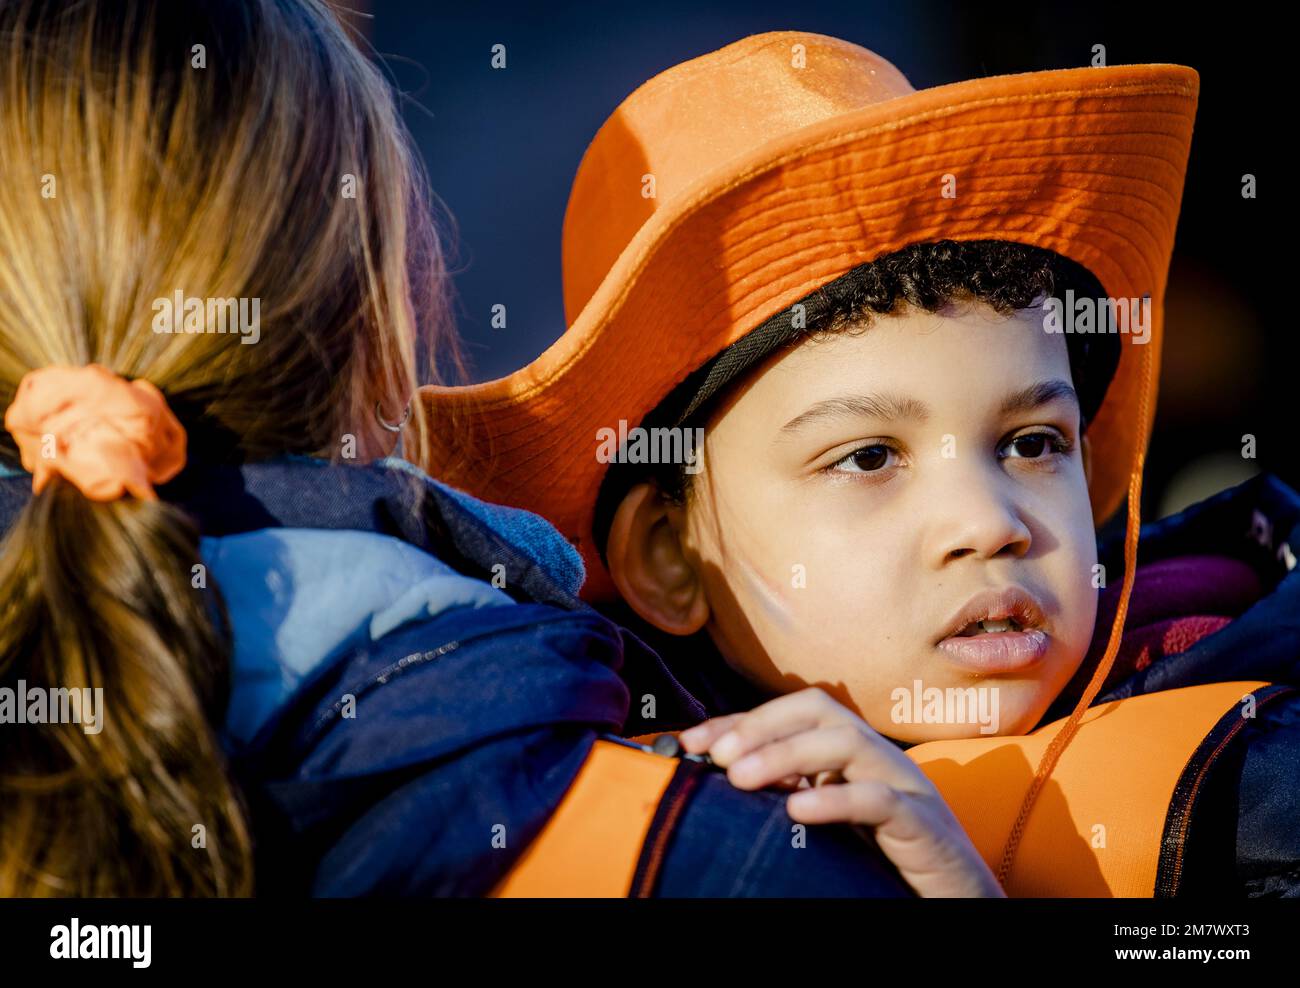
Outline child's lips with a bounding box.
[932,586,1052,675]
[935,628,1050,673]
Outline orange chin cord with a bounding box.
[995,332,1156,888]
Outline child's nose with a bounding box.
[925,478,1032,567]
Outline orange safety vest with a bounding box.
[906,679,1280,896]
[489,680,1286,897]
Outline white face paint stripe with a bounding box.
[731,552,798,633]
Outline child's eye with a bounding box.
[827,442,900,475]
[1001,430,1073,461]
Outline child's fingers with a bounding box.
[870,794,1005,898]
[788,783,1004,897]
[786,784,958,867]
[786,777,900,826]
[706,687,866,765]
[677,713,745,753]
[726,723,922,794]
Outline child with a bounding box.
[417,31,1300,895]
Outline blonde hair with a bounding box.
[0,0,459,894]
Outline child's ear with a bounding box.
[1080,432,1093,485]
[605,482,711,636]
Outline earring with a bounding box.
[375,399,411,433]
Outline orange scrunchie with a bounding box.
[3,364,187,501]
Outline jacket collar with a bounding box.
[1071,470,1300,710]
[0,454,588,610]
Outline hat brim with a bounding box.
[417,62,1197,601]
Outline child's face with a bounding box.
[609,301,1101,741]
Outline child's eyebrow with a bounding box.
[778,379,1080,435]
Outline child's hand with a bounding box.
[678,687,1005,898]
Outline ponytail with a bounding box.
[0,483,253,895]
[0,0,456,894]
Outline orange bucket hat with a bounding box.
[416,29,1196,603]
[415,30,1199,882]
